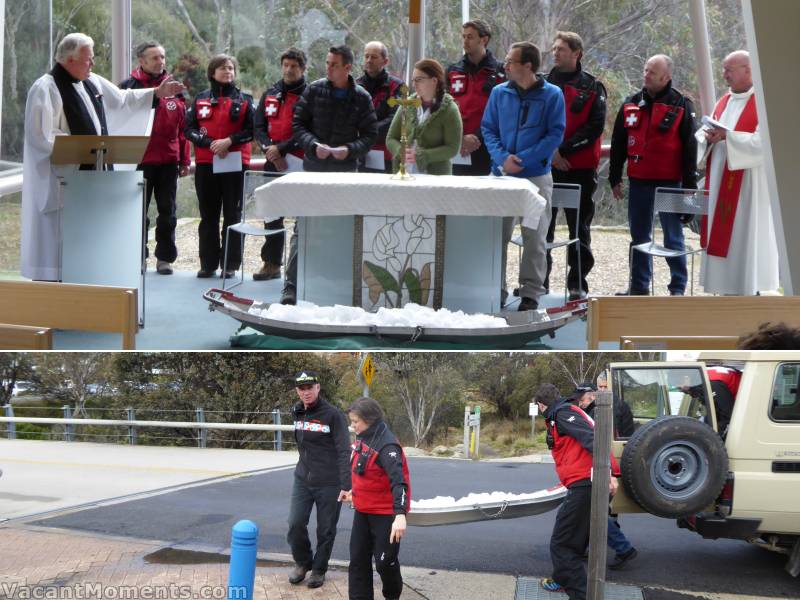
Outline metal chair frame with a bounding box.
[629,187,710,296]
[222,170,287,290]
[511,182,582,302]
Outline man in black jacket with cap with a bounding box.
[287,370,352,589]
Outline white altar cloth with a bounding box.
[253,172,546,228]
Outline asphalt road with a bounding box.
[33,458,799,598]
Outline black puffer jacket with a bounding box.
[292,75,378,171]
[292,395,353,489]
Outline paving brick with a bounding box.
[0,527,427,600]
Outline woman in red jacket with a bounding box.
[185,54,254,278]
[343,397,411,600]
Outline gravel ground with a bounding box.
[157,218,706,297]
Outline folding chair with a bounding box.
[629,187,709,296]
[511,182,582,302]
[222,170,286,290]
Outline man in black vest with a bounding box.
[252,48,307,281]
[545,32,606,300]
[120,41,191,276]
[446,19,505,176]
[356,41,403,173]
[609,54,698,296]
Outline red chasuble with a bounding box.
[701,93,758,257]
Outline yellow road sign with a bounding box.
[360,354,376,387]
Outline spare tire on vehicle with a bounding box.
[620,416,728,518]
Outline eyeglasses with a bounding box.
[411,76,433,84]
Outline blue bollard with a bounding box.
[227,520,259,600]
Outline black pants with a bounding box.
[259,162,286,265]
[550,483,591,600]
[349,511,402,600]
[141,164,179,263]
[286,476,343,574]
[194,164,243,271]
[545,169,597,294]
[451,141,491,176]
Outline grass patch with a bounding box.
[479,418,549,457]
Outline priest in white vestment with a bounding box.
[20,33,185,281]
[696,50,779,295]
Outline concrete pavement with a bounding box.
[0,524,518,600]
[0,439,298,521]
[0,525,776,600]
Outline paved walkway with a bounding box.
[0,524,783,600]
[0,525,428,600]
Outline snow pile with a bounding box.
[412,488,563,509]
[249,301,508,329]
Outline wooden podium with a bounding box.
[52,135,150,325]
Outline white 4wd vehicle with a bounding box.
[608,352,800,577]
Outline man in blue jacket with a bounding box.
[482,42,565,311]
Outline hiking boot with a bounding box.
[253,261,282,281]
[156,260,173,275]
[280,286,297,306]
[615,288,649,296]
[221,269,236,279]
[307,571,325,588]
[518,297,539,311]
[608,547,638,570]
[197,268,216,278]
[288,564,309,585]
[568,288,587,301]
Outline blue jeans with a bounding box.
[628,179,687,294]
[607,517,633,556]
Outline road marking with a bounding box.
[2,464,295,524]
[644,585,780,600]
[2,457,244,476]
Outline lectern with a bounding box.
[52,135,150,325]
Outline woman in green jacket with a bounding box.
[387,59,462,175]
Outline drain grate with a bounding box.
[515,577,644,600]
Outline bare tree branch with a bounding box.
[174,0,212,58]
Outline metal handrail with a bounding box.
[0,416,294,431]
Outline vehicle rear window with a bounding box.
[771,363,800,422]
[612,366,710,435]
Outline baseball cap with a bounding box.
[294,370,319,385]
[572,382,597,397]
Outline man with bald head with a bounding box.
[696,50,778,295]
[356,41,404,172]
[609,54,698,296]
